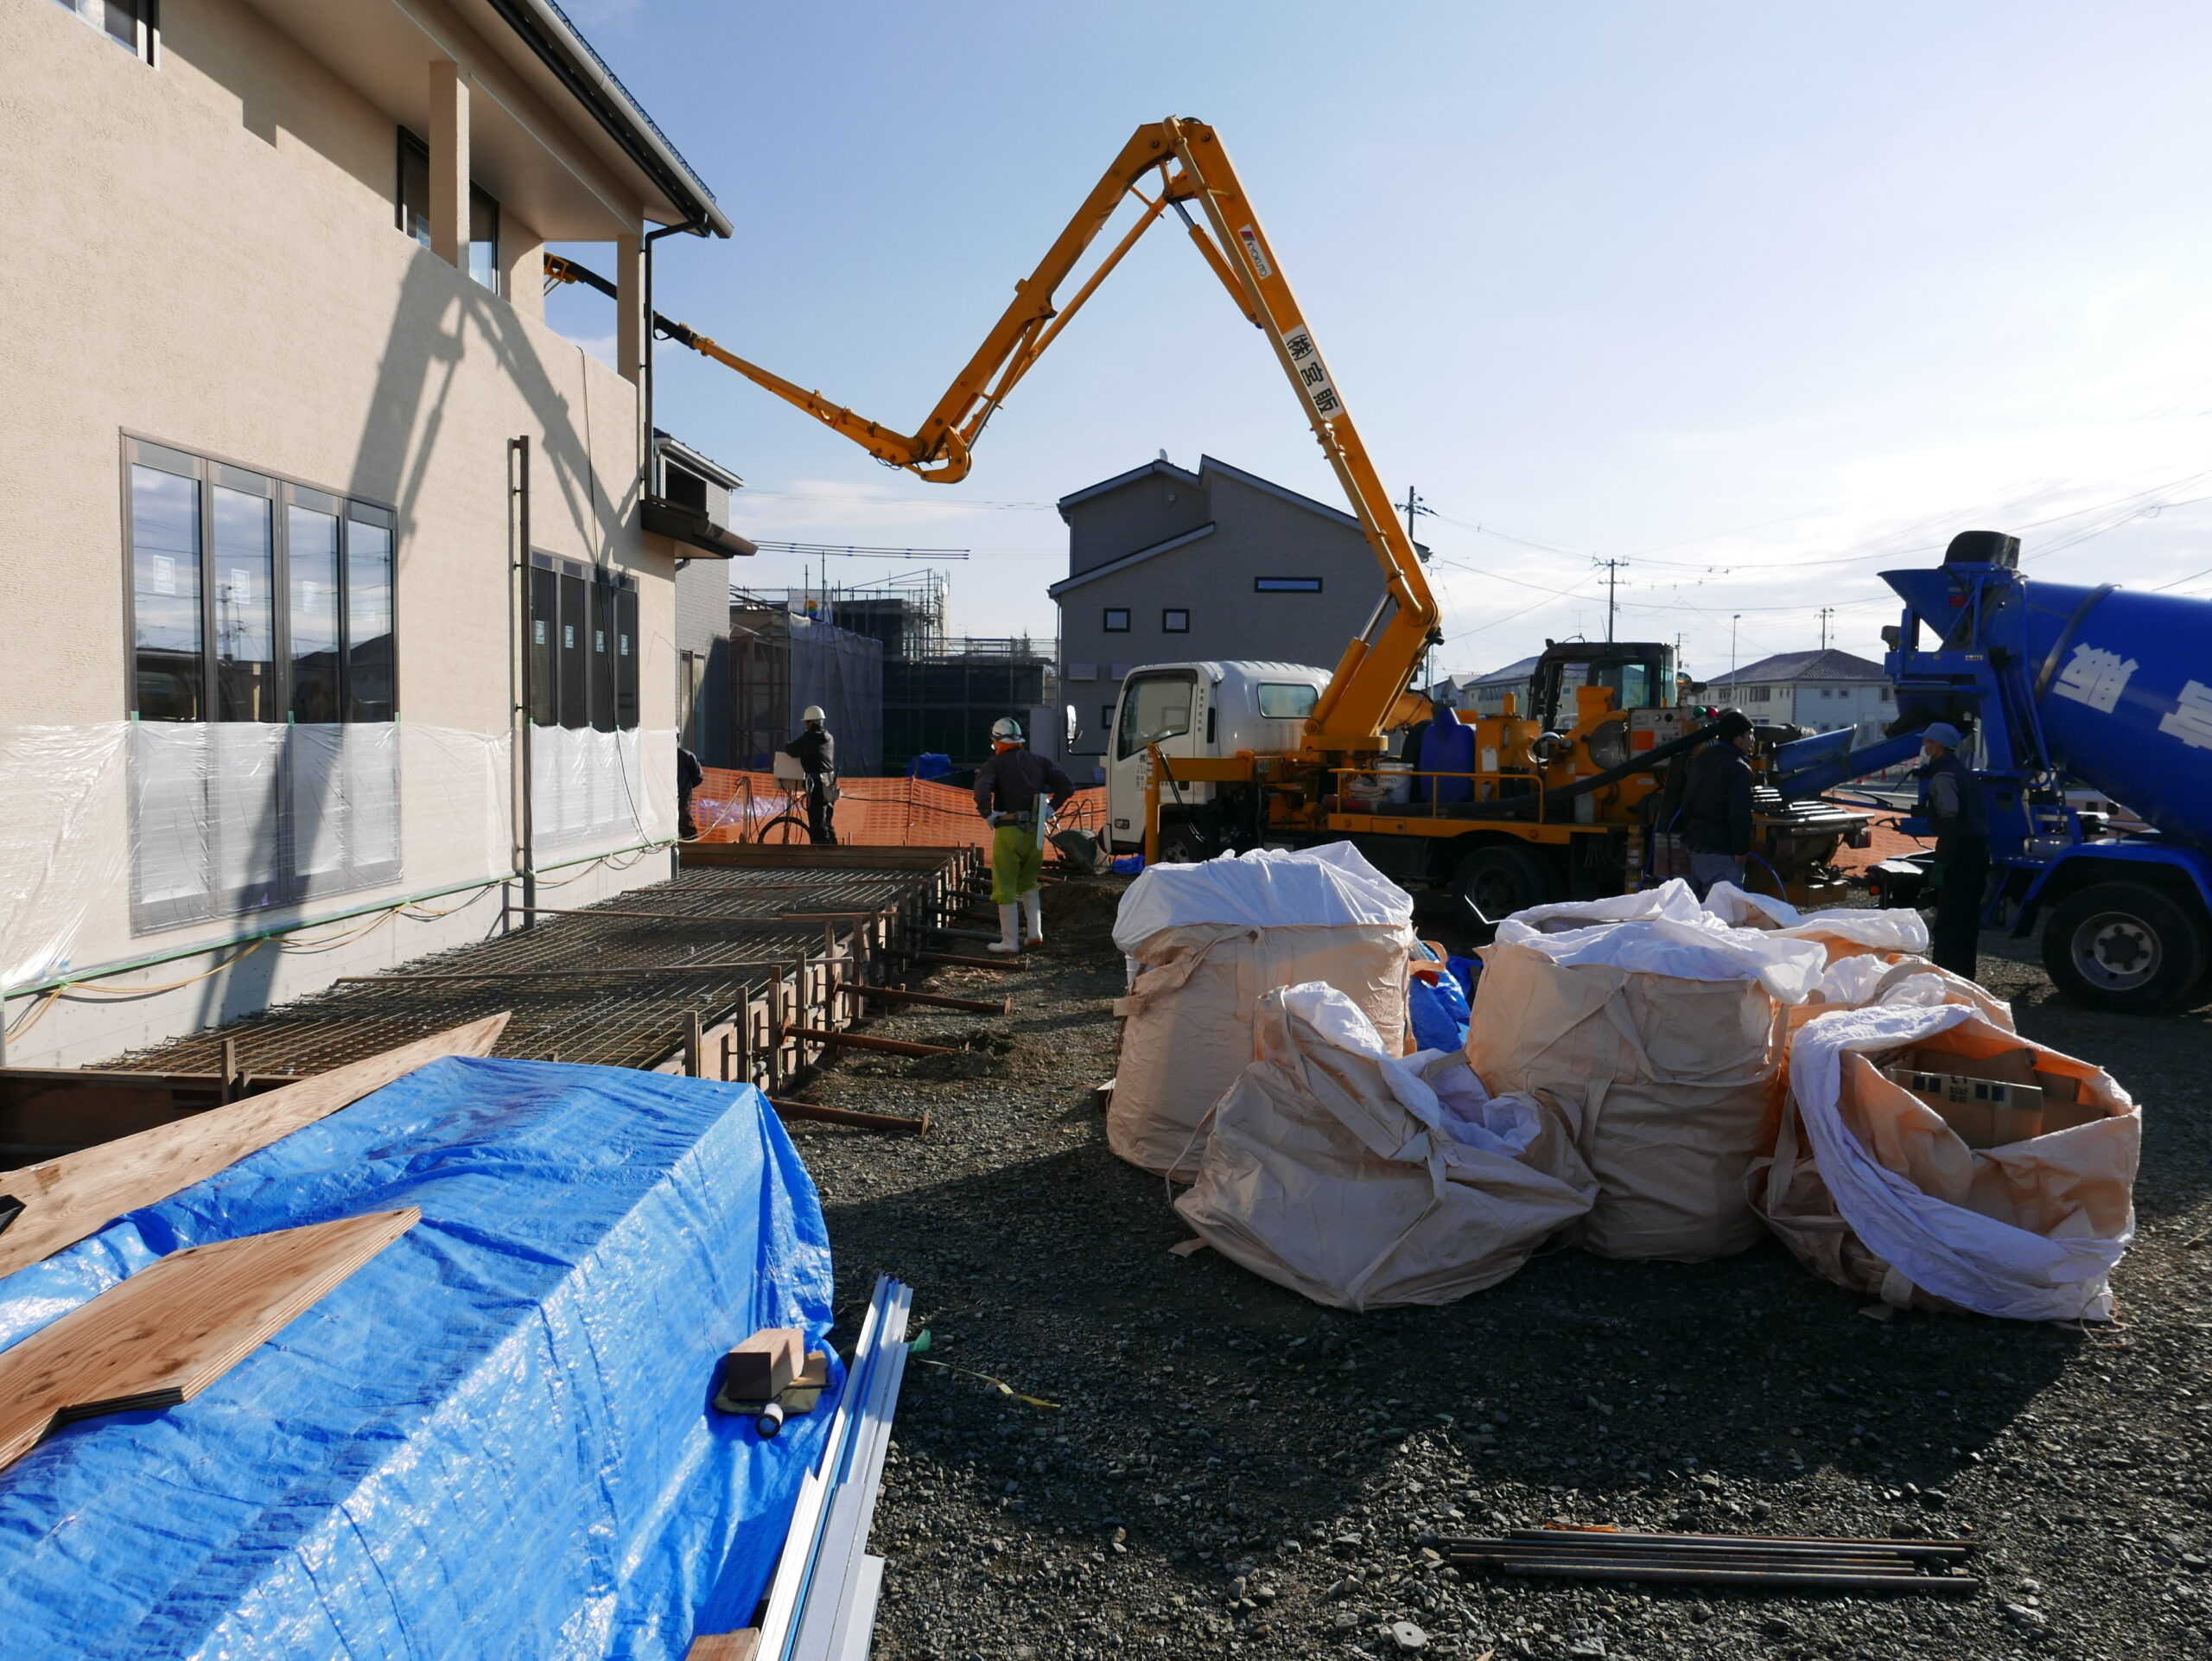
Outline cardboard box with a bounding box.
[1884,1062,2045,1149]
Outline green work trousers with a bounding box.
[991,819,1044,904]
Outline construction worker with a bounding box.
[1914,721,1988,980]
[783,706,838,844]
[1681,709,1757,898]
[974,716,1073,952]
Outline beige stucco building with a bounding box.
[0,0,743,1066]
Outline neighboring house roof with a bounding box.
[1467,655,1541,686]
[1045,523,1216,597]
[1720,648,1888,684]
[486,0,731,236]
[1057,453,1427,555]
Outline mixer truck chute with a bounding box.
[1772,531,2212,1013]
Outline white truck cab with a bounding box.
[1103,660,1333,856]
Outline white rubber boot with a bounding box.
[1020,889,1045,946]
[987,903,1021,954]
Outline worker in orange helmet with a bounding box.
[974,716,1074,952]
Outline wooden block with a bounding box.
[0,1015,506,1280]
[0,1208,418,1469]
[685,1632,760,1661]
[717,1326,803,1406]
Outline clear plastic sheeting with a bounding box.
[0,724,676,994]
[0,1057,836,1659]
[1700,881,1930,962]
[0,723,130,990]
[532,724,676,854]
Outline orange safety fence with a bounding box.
[691,768,1108,864]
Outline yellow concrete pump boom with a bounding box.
[595,116,1442,754]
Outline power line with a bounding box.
[748,541,970,559]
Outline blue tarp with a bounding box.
[0,1058,836,1660]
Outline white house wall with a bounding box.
[0,1,678,1065]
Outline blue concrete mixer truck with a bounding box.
[1774,529,2212,1013]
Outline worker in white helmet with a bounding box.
[782,705,837,843]
[973,715,1073,952]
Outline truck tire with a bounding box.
[2040,881,2209,1014]
[1452,844,1553,923]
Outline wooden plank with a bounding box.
[0,1015,506,1279]
[685,1632,760,1661]
[0,1208,418,1468]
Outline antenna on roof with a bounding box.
[1158,449,1169,461]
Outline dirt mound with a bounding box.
[1045,875,1128,943]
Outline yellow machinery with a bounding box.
[594,117,1869,913]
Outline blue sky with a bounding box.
[552,1,2212,680]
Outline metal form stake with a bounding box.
[684,1010,703,1079]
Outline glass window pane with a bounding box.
[1117,675,1193,760]
[397,133,431,246]
[557,571,588,729]
[529,566,558,726]
[131,463,202,721]
[468,186,500,295]
[346,512,396,722]
[1256,682,1319,720]
[101,0,141,50]
[288,501,341,722]
[615,588,639,730]
[211,485,276,721]
[589,583,614,733]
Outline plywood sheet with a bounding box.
[0,1207,418,1468]
[685,1632,760,1661]
[0,1015,505,1278]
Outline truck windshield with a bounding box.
[1117,675,1195,759]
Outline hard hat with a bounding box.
[1923,721,1962,750]
[990,716,1023,742]
[801,705,826,723]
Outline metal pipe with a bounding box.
[783,1024,952,1059]
[836,984,1008,1015]
[334,962,793,982]
[916,951,1027,971]
[769,1098,929,1136]
[513,435,537,925]
[1458,1560,1975,1593]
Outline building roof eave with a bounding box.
[1047,523,1217,598]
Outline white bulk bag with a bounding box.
[1109,845,1413,1180]
[1702,881,1930,964]
[1754,1003,2138,1321]
[1465,885,1825,1261]
[1174,984,1596,1309]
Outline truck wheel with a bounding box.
[1155,823,1211,864]
[1452,845,1553,923]
[2041,882,2209,1014]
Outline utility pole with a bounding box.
[1817,606,1834,651]
[1399,486,1433,686]
[1592,557,1628,642]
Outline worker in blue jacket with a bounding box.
[1914,722,1989,980]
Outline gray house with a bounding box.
[1048,455,1388,762]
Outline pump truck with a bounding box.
[603,117,1872,915]
[1764,531,2212,1012]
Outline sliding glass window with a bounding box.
[121,438,401,929]
[211,472,276,721]
[346,506,395,722]
[130,456,203,721]
[527,553,640,734]
[287,491,342,722]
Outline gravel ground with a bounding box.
[780,879,2212,1661]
